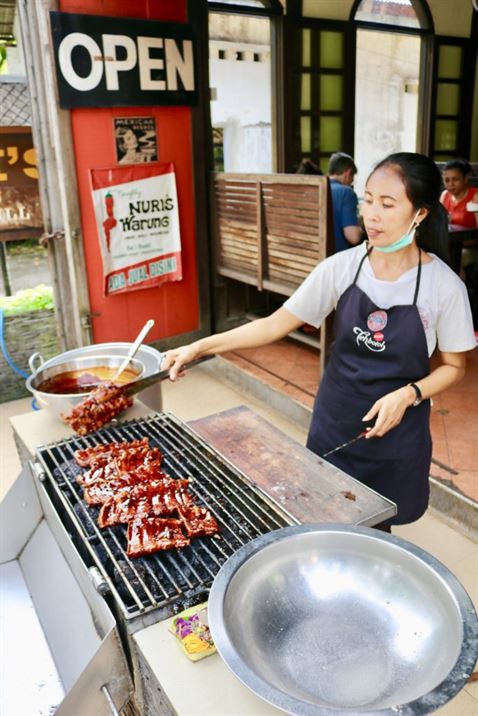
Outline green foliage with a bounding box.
[0,285,54,316]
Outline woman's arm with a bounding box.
[162,307,304,380]
[362,351,468,438]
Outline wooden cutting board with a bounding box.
[189,405,395,526]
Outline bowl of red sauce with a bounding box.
[26,354,145,420]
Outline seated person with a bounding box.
[295,158,323,175]
[440,159,478,229]
[327,152,363,252]
[440,159,478,283]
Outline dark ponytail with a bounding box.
[373,152,450,264]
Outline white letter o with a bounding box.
[58,33,103,91]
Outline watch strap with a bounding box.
[408,382,422,406]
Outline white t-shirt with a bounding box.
[284,244,476,357]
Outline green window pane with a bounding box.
[319,157,329,173]
[302,29,311,67]
[434,120,457,151]
[319,116,342,152]
[436,83,460,116]
[301,116,311,153]
[438,46,462,79]
[320,32,343,69]
[320,75,343,111]
[301,74,311,111]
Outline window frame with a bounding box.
[429,35,474,160]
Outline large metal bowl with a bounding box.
[208,524,478,716]
[26,354,145,420]
[27,341,164,413]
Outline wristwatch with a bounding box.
[408,382,423,407]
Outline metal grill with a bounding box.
[34,412,294,622]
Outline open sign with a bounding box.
[50,12,197,108]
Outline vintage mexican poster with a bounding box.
[90,163,182,296]
[113,117,158,165]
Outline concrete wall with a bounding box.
[209,14,272,173]
[354,30,421,196]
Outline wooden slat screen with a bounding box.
[211,173,330,296]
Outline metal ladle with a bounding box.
[112,319,155,382]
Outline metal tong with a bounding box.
[121,355,215,396]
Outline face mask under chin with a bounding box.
[374,210,421,254]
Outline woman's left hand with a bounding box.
[361,386,414,438]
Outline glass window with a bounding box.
[354,0,420,29]
[434,120,457,151]
[301,116,311,153]
[319,117,342,151]
[209,12,273,172]
[436,83,460,116]
[438,46,462,80]
[320,32,343,69]
[320,75,343,111]
[302,28,311,68]
[301,73,311,111]
[0,0,16,44]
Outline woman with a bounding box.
[440,159,478,283]
[163,153,476,529]
[117,127,148,165]
[440,159,478,229]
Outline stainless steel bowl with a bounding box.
[28,342,163,412]
[26,354,145,420]
[208,524,478,716]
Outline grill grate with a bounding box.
[34,412,294,621]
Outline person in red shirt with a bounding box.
[441,159,478,228]
[440,159,478,282]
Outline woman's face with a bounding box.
[362,166,425,248]
[123,129,138,149]
[443,169,468,197]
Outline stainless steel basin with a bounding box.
[208,524,478,716]
[26,355,145,420]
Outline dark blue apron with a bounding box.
[307,248,431,525]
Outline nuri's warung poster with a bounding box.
[90,163,183,296]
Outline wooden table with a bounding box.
[190,405,396,526]
[448,224,478,274]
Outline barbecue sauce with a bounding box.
[37,366,139,394]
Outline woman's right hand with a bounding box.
[161,343,202,381]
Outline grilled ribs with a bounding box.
[75,438,150,467]
[127,517,190,557]
[74,437,220,557]
[98,479,191,528]
[64,381,133,435]
[177,505,219,538]
[84,467,169,506]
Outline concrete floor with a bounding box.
[1,367,477,714]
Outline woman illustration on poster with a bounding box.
[115,118,158,165]
[117,127,148,164]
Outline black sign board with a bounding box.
[49,12,197,108]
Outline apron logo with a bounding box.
[353,327,386,352]
[367,310,387,332]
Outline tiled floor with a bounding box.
[224,336,478,502]
[0,368,477,714]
